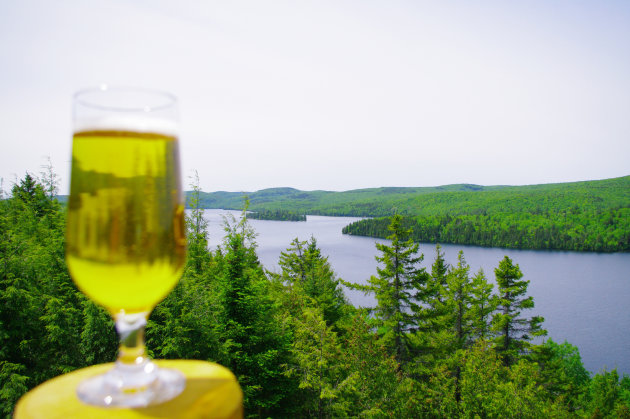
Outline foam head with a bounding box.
[74,116,178,136]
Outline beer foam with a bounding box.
[74,116,178,136]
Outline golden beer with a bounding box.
[66,129,186,314]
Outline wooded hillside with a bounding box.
[3,174,630,417]
[193,176,630,252]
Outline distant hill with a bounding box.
[193,183,511,215]
[55,176,630,252]
[192,176,630,252]
[192,176,629,217]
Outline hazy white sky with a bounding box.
[1,0,628,194]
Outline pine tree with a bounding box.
[80,300,117,365]
[468,268,496,341]
[363,214,429,367]
[39,157,60,200]
[277,236,347,328]
[423,244,451,340]
[491,256,546,365]
[529,338,590,412]
[285,306,345,418]
[147,174,222,363]
[11,173,54,217]
[439,251,478,405]
[185,170,211,277]
[459,341,568,417]
[336,313,401,417]
[412,245,452,372]
[216,209,296,416]
[444,251,474,351]
[0,174,86,414]
[428,244,449,307]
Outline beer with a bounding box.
[66,129,185,314]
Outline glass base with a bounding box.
[76,361,185,408]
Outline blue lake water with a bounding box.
[202,209,630,376]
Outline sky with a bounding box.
[1,0,629,194]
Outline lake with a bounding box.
[202,209,630,376]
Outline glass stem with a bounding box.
[115,313,149,367]
[97,312,158,394]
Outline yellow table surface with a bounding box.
[14,360,243,419]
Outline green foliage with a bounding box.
[583,369,630,418]
[416,245,453,363]
[530,339,590,412]
[3,171,629,418]
[458,341,570,418]
[0,174,110,415]
[80,300,117,365]
[491,256,547,365]
[443,251,475,350]
[283,306,346,417]
[247,209,306,221]
[345,207,630,252]
[185,170,212,276]
[10,173,54,218]
[215,211,297,416]
[191,176,630,252]
[333,313,402,417]
[39,157,60,200]
[195,176,630,219]
[0,362,29,417]
[275,237,347,328]
[349,214,430,366]
[469,268,496,341]
[428,244,449,305]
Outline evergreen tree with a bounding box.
[10,173,54,217]
[5,169,630,417]
[443,251,474,351]
[428,244,449,307]
[80,300,117,366]
[468,268,496,341]
[39,157,60,200]
[216,210,296,416]
[412,245,452,373]
[148,170,223,362]
[424,244,450,339]
[285,306,345,418]
[148,272,223,363]
[439,251,479,405]
[491,256,546,365]
[0,174,85,414]
[586,369,629,417]
[459,341,569,417]
[362,214,429,367]
[335,313,401,417]
[276,237,347,328]
[185,170,211,276]
[529,338,590,412]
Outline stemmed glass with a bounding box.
[66,86,186,407]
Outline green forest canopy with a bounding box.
[4,174,630,417]
[190,176,630,252]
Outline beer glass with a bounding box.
[66,86,186,407]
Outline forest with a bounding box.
[2,173,630,418]
[194,176,630,252]
[342,208,630,252]
[246,209,307,222]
